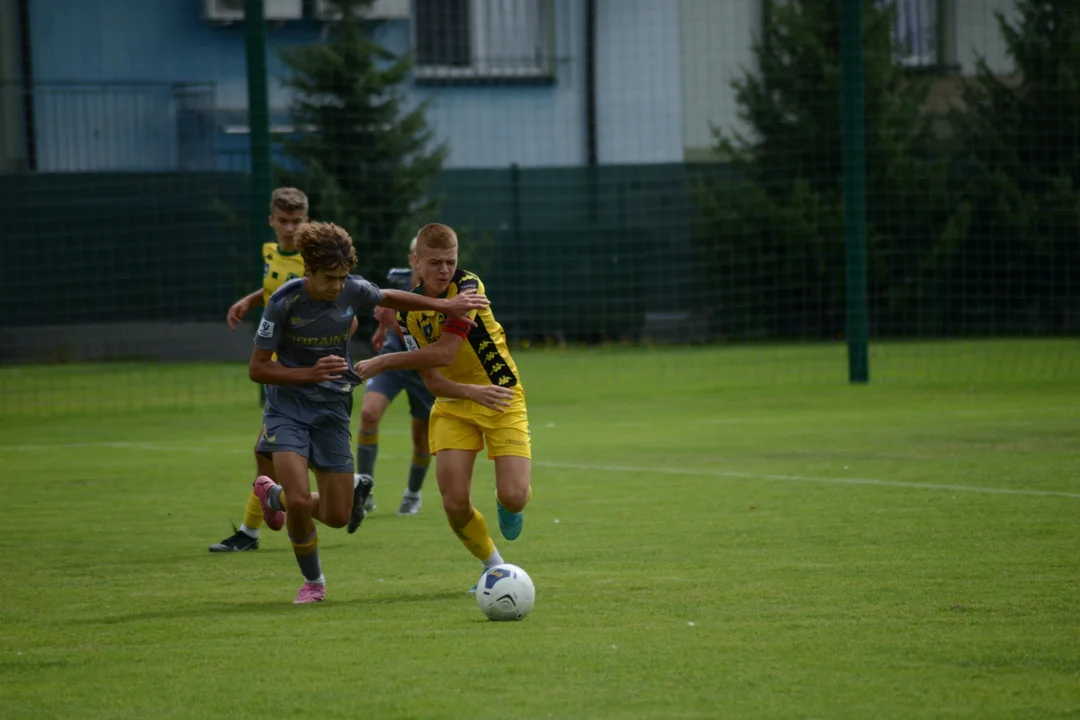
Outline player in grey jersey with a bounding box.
[351,237,436,526]
[249,222,489,604]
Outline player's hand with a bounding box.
[353,358,377,382]
[370,328,386,354]
[373,306,397,327]
[443,289,489,319]
[467,385,515,412]
[309,355,350,383]
[226,298,251,329]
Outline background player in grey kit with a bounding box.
[352,236,434,526]
[247,222,489,604]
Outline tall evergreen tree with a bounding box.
[278,0,447,277]
[694,0,957,340]
[947,0,1080,334]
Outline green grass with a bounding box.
[1,341,1079,719]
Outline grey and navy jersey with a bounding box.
[380,268,414,353]
[255,275,383,401]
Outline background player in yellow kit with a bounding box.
[353,223,529,591]
[209,187,310,552]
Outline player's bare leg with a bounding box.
[494,455,531,541]
[436,449,477,528]
[437,449,505,592]
[311,470,354,529]
[261,451,334,603]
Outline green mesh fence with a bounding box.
[0,0,1077,416]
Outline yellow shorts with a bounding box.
[428,395,531,460]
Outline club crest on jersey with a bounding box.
[342,307,354,320]
[257,319,275,338]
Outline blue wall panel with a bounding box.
[27,0,683,169]
[30,0,317,107]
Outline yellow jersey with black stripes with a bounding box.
[262,242,305,306]
[397,269,521,392]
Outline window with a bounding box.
[892,0,938,68]
[413,0,554,82]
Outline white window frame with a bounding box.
[891,0,938,68]
[771,0,940,70]
[412,0,554,81]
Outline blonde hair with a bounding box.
[295,222,357,273]
[415,223,458,251]
[270,187,308,214]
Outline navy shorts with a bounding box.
[256,390,354,473]
[364,368,435,421]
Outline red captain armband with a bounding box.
[443,317,472,338]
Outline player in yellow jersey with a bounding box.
[210,187,347,552]
[354,223,528,591]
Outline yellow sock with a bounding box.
[452,508,496,562]
[290,529,318,555]
[243,492,264,529]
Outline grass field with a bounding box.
[1,341,1079,719]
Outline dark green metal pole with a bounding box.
[244,0,272,405]
[840,0,870,383]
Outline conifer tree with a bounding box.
[278,0,447,277]
[695,0,955,339]
[947,0,1080,333]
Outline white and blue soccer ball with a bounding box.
[476,564,535,621]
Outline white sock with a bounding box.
[310,574,326,585]
[403,489,420,499]
[238,524,259,539]
[353,474,361,489]
[483,549,504,569]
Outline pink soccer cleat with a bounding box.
[294,582,325,604]
[252,475,285,532]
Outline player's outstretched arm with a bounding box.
[227,288,265,329]
[378,288,488,319]
[354,332,464,380]
[419,368,514,412]
[249,348,349,386]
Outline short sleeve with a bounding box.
[347,275,384,312]
[458,274,481,294]
[254,300,285,351]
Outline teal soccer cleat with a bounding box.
[496,501,524,541]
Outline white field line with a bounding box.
[1,441,1077,500]
[537,461,1080,500]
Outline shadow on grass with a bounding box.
[74,589,470,625]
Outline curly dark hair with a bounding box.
[296,222,358,273]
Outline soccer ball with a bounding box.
[476,564,535,621]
